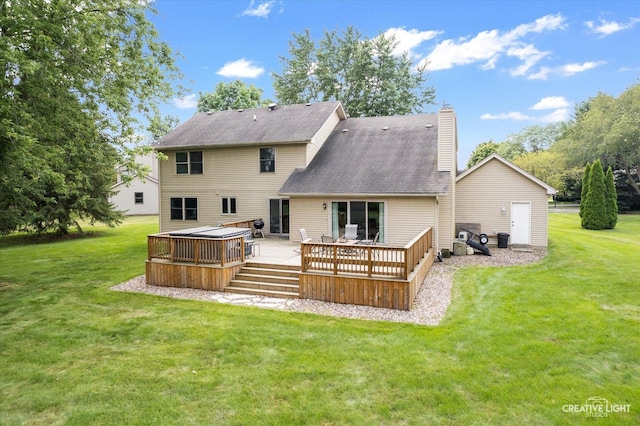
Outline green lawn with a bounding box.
[1,214,638,425]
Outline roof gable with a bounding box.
[457,153,556,195]
[280,114,450,196]
[154,101,346,149]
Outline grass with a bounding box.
[1,214,638,425]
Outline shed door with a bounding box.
[511,202,531,245]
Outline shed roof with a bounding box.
[280,114,450,196]
[154,101,346,149]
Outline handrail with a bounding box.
[148,233,247,266]
[221,219,261,229]
[301,227,432,279]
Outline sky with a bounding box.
[148,0,640,166]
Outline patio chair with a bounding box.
[343,224,358,240]
[321,235,335,243]
[360,232,379,246]
[296,228,320,255]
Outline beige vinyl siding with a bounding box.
[288,197,331,241]
[456,158,549,247]
[386,197,437,246]
[289,196,436,247]
[306,111,342,164]
[437,182,455,251]
[436,108,457,251]
[158,144,307,232]
[437,108,457,173]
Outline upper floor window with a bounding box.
[170,197,198,221]
[134,192,143,204]
[260,147,275,173]
[176,151,203,175]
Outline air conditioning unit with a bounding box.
[458,231,468,241]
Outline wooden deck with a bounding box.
[145,227,434,310]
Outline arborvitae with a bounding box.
[604,166,618,229]
[579,162,591,218]
[581,159,607,230]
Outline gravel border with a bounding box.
[112,247,547,326]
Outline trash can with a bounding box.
[497,233,510,248]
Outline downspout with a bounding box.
[435,196,440,252]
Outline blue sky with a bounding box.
[149,0,640,166]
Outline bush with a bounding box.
[604,166,618,229]
[581,160,608,230]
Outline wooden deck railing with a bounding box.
[147,234,247,266]
[221,219,261,229]
[300,227,432,280]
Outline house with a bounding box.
[154,101,554,251]
[149,102,555,309]
[110,153,159,216]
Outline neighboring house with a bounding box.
[110,153,159,216]
[154,101,554,252]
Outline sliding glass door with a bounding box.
[269,199,290,235]
[331,201,384,242]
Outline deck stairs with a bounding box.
[225,262,300,298]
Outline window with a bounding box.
[222,197,237,214]
[134,192,143,204]
[331,201,384,242]
[260,147,275,173]
[176,151,203,175]
[170,197,198,220]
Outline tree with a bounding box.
[466,141,499,168]
[604,166,618,229]
[148,115,180,142]
[0,1,180,234]
[505,123,563,153]
[579,162,591,218]
[582,160,608,230]
[197,80,264,112]
[273,27,435,117]
[513,151,570,195]
[557,85,640,200]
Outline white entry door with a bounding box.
[510,202,531,245]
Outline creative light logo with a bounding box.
[562,396,631,418]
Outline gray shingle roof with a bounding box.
[154,101,345,149]
[280,114,450,196]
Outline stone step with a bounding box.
[224,285,299,299]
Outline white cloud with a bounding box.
[216,58,264,78]
[422,14,566,77]
[527,61,606,80]
[531,96,570,110]
[240,0,275,18]
[585,17,640,37]
[559,61,606,76]
[540,108,570,123]
[380,27,442,58]
[507,44,550,77]
[173,94,197,109]
[480,112,534,121]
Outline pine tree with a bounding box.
[604,166,618,229]
[581,160,607,230]
[579,162,591,218]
